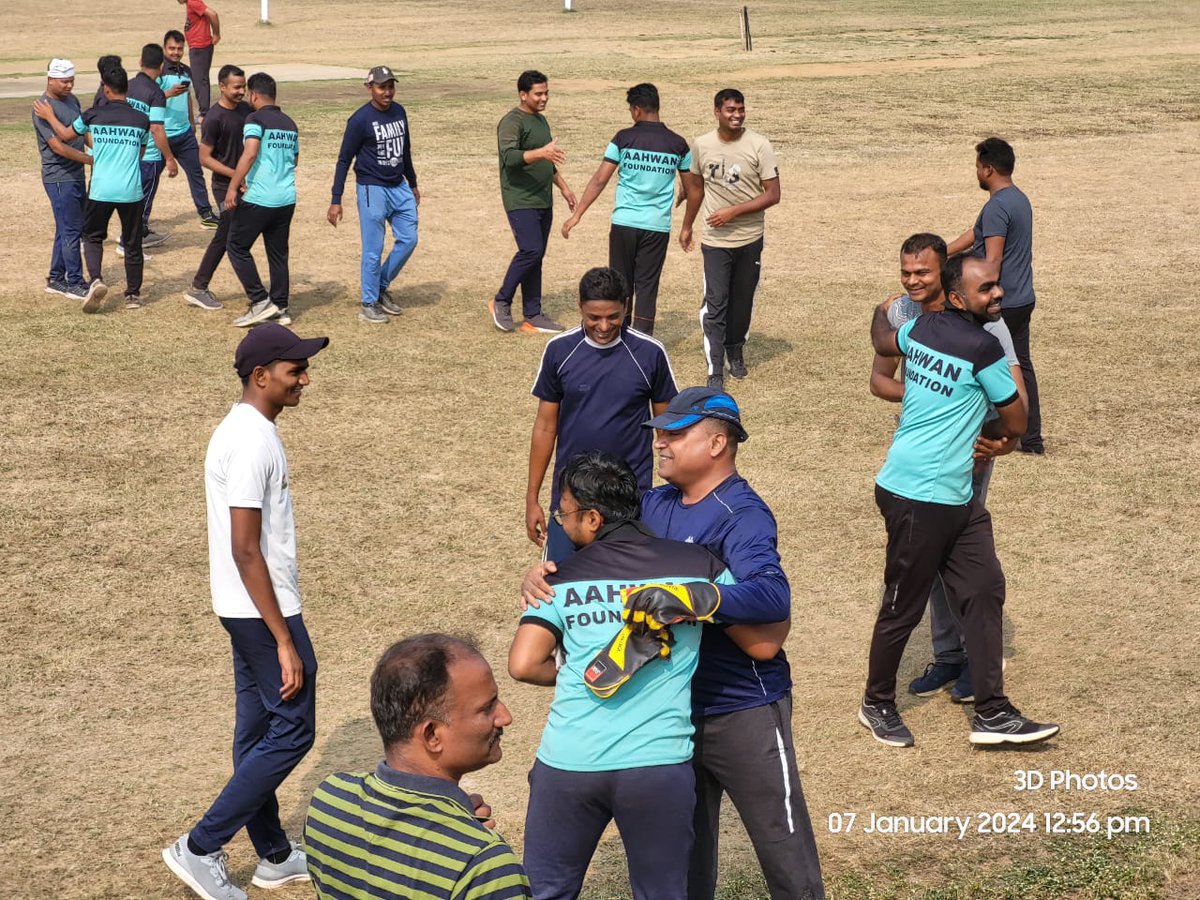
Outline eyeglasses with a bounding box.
[551,507,592,526]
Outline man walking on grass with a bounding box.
[226,73,299,328]
[327,65,420,325]
[490,69,576,334]
[185,64,252,312]
[163,322,328,900]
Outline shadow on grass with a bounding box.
[285,715,381,837]
[399,280,448,309]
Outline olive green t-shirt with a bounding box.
[689,128,779,248]
[497,107,555,211]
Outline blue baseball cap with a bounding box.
[643,386,748,442]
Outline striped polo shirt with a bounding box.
[305,762,531,899]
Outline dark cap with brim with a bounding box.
[643,386,748,442]
[365,65,396,85]
[234,323,329,378]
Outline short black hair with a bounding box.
[98,57,127,93]
[218,64,245,84]
[370,634,482,748]
[517,70,548,93]
[558,451,640,526]
[579,267,628,305]
[704,417,741,460]
[941,252,984,299]
[976,136,1015,176]
[141,43,165,70]
[247,72,277,99]
[626,82,659,112]
[900,232,948,263]
[163,29,186,46]
[714,88,744,108]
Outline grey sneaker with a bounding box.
[61,283,89,301]
[186,288,223,310]
[82,279,109,314]
[251,842,310,889]
[489,298,515,332]
[521,312,565,334]
[706,374,725,391]
[859,701,915,748]
[45,279,69,297]
[378,290,402,316]
[124,292,145,309]
[233,299,282,328]
[728,356,748,379]
[270,308,292,326]
[142,228,171,247]
[359,303,389,324]
[162,835,247,900]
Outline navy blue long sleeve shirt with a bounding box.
[330,100,416,204]
[641,474,793,716]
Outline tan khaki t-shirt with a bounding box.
[689,128,779,248]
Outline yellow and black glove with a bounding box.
[622,582,721,633]
[584,624,674,698]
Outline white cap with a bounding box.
[47,59,76,79]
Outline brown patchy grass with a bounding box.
[2,1,1199,897]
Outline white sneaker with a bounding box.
[251,842,310,889]
[162,835,248,900]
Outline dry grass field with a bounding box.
[2,1,1199,897]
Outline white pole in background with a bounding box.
[564,0,573,11]
[261,0,269,23]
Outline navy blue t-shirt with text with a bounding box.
[531,326,677,510]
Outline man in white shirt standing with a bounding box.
[164,323,329,900]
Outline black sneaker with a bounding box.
[489,298,515,332]
[359,303,388,324]
[1016,441,1046,455]
[124,292,145,309]
[909,661,963,697]
[706,374,725,391]
[858,701,914,747]
[378,290,402,316]
[970,705,1059,746]
[200,212,221,229]
[728,357,748,379]
[950,663,974,703]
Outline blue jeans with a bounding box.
[357,182,418,305]
[524,759,695,900]
[140,157,166,229]
[496,206,552,318]
[43,180,85,285]
[191,614,317,857]
[169,130,214,217]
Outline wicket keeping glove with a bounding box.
[622,582,721,633]
[584,624,674,699]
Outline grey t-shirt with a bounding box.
[33,94,85,183]
[972,184,1035,309]
[888,295,1017,422]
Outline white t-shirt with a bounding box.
[204,403,301,618]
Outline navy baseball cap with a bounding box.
[643,386,748,442]
[234,323,329,378]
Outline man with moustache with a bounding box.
[306,635,530,899]
[863,253,1058,748]
[327,65,420,325]
[32,58,92,301]
[185,64,251,311]
[161,29,221,228]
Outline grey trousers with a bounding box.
[688,694,825,900]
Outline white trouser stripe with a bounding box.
[774,726,796,834]
[699,272,714,375]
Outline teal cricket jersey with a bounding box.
[243,106,299,208]
[73,102,150,203]
[125,72,167,162]
[603,121,691,234]
[876,309,1019,505]
[158,61,193,138]
[520,521,733,772]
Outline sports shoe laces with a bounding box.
[877,704,903,726]
[205,850,233,887]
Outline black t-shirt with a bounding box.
[200,100,253,192]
